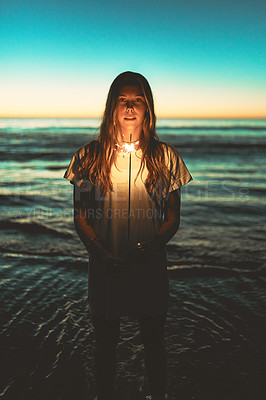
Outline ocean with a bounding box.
[0,118,265,399]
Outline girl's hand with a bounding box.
[126,235,164,262]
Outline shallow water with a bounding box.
[0,118,266,399]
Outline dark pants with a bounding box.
[92,313,167,400]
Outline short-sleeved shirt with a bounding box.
[64,140,192,320]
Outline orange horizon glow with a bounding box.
[0,80,265,120]
[0,112,265,119]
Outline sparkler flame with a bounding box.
[114,141,139,156]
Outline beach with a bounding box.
[0,118,266,399]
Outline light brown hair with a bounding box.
[83,71,170,196]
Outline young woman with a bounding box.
[64,71,192,400]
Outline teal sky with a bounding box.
[0,0,265,117]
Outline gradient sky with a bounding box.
[0,0,265,118]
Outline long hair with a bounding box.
[83,71,170,196]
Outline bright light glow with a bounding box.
[115,141,139,156]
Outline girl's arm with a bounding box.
[73,186,126,276]
[156,188,181,245]
[73,185,105,254]
[128,189,181,259]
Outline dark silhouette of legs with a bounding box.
[92,313,167,400]
[92,315,120,400]
[138,314,167,400]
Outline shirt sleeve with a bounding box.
[165,145,193,192]
[63,145,92,191]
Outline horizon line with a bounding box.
[1,115,266,120]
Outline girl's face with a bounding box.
[116,85,147,134]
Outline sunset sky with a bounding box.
[0,0,265,118]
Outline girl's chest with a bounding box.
[111,152,148,188]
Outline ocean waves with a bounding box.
[1,117,265,276]
[1,115,266,399]
[0,219,72,238]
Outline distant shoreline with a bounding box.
[1,116,266,120]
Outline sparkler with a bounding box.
[114,135,139,245]
[127,134,132,245]
[114,140,139,156]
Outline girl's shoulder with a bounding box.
[75,139,99,162]
[158,141,179,163]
